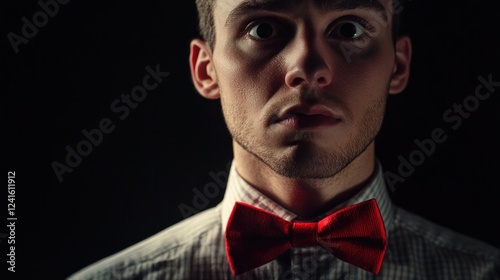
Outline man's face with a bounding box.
[205,0,406,179]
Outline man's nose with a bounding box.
[284,30,334,89]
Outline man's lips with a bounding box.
[273,105,341,129]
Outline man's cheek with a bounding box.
[336,40,381,64]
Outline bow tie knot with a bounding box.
[292,222,318,247]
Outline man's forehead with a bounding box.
[216,0,391,24]
[216,0,392,13]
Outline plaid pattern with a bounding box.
[68,161,500,280]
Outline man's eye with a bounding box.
[248,22,276,40]
[331,21,365,40]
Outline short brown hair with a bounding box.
[195,0,216,48]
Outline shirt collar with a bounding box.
[221,160,394,234]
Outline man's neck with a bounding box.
[232,142,377,218]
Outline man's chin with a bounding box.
[264,148,351,180]
[234,137,356,179]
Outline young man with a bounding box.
[68,0,500,279]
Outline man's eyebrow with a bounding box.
[317,0,388,21]
[225,0,289,26]
[225,0,388,26]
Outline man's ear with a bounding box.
[189,39,220,99]
[389,35,412,95]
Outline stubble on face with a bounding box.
[221,86,389,180]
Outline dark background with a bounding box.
[1,0,499,279]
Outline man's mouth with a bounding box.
[273,105,342,130]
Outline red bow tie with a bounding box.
[225,199,387,275]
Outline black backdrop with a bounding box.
[2,0,500,279]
